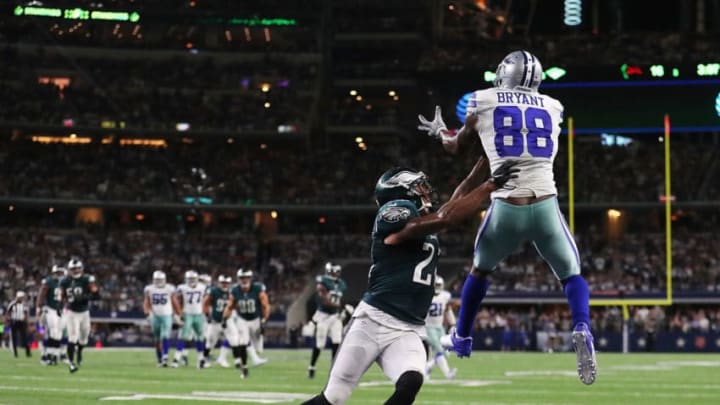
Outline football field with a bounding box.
[1,349,719,405]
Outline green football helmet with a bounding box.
[375,167,435,212]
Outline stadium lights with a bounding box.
[349,90,357,96]
[607,209,621,219]
[270,211,278,219]
[13,6,141,22]
[355,137,364,143]
[563,0,582,26]
[264,102,271,108]
[388,90,396,97]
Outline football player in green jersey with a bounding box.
[36,265,66,366]
[223,268,270,378]
[307,262,347,378]
[202,275,242,367]
[301,158,517,405]
[60,258,99,373]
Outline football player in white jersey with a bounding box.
[173,270,208,368]
[143,271,178,367]
[418,50,596,385]
[423,276,456,380]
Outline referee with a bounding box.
[5,291,31,358]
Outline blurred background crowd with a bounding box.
[1,0,719,350]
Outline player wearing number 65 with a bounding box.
[300,158,518,405]
[418,50,597,386]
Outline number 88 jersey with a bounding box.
[466,87,564,199]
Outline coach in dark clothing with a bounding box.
[6,291,31,358]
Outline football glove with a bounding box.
[221,318,227,329]
[260,319,267,335]
[489,160,520,189]
[418,106,448,140]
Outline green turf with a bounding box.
[1,348,719,404]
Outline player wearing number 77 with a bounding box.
[300,158,519,405]
[418,50,597,385]
[173,270,208,369]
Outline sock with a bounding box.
[330,344,339,361]
[435,353,451,377]
[562,275,591,329]
[183,341,192,357]
[310,347,321,367]
[77,344,83,364]
[456,275,490,337]
[175,340,185,359]
[67,342,76,363]
[204,347,211,357]
[219,345,229,362]
[425,357,434,374]
[161,338,169,356]
[237,346,248,366]
[250,345,264,363]
[196,340,205,356]
[384,370,423,405]
[156,346,162,363]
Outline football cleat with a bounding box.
[171,359,180,368]
[253,357,268,367]
[572,322,597,385]
[241,367,249,379]
[441,328,473,358]
[217,358,230,368]
[68,362,79,373]
[308,366,316,379]
[446,368,458,380]
[198,359,211,369]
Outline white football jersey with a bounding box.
[144,284,175,316]
[425,290,452,327]
[176,283,207,315]
[466,87,564,199]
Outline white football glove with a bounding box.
[418,105,447,140]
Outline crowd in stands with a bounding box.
[1,222,718,317]
[0,46,318,131]
[2,135,718,203]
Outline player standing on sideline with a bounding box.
[424,276,456,380]
[36,265,67,365]
[60,258,99,373]
[301,159,518,405]
[6,291,31,358]
[418,50,596,385]
[223,269,270,378]
[307,262,347,378]
[173,270,208,368]
[144,271,178,367]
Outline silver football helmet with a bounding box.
[185,270,199,287]
[434,275,444,293]
[494,50,543,92]
[51,265,67,279]
[153,270,167,288]
[218,275,231,291]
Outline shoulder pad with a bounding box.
[254,282,266,292]
[378,200,418,223]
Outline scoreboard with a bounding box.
[453,63,720,132]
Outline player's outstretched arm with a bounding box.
[418,106,478,154]
[448,156,488,201]
[384,160,518,245]
[143,293,152,317]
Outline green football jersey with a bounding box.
[230,282,265,321]
[316,275,347,314]
[42,276,64,311]
[60,274,96,312]
[362,199,439,325]
[208,286,230,323]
